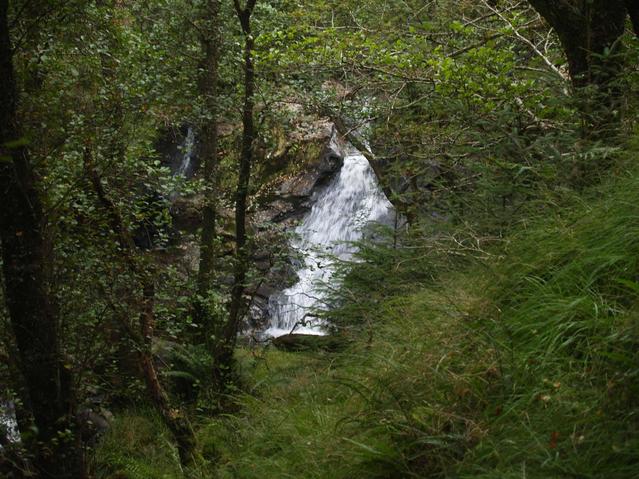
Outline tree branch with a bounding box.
[482,0,568,81]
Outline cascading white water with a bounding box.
[0,401,19,445]
[175,127,195,178]
[168,127,196,202]
[265,145,394,337]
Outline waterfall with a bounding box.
[0,401,19,445]
[168,127,196,202]
[265,144,394,337]
[175,127,195,178]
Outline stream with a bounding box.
[174,127,196,178]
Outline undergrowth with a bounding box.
[93,160,639,478]
[92,410,185,478]
[459,166,639,478]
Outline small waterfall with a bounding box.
[0,401,19,445]
[265,145,394,337]
[168,127,196,202]
[175,127,196,178]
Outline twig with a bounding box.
[481,0,567,82]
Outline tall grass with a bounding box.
[92,410,184,479]
[92,161,639,479]
[459,168,639,478]
[210,165,639,478]
[206,284,494,479]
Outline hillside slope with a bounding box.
[95,161,639,478]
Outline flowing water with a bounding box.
[265,146,394,337]
[167,127,196,203]
[175,127,196,178]
[0,401,19,445]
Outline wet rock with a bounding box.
[77,407,111,445]
[255,117,347,225]
[170,194,204,232]
[276,141,344,198]
[248,295,271,329]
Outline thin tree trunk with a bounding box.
[217,0,257,374]
[138,282,197,466]
[0,2,82,476]
[195,0,222,346]
[84,150,196,466]
[87,7,195,460]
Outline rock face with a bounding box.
[255,119,346,226]
[277,133,344,197]
[157,112,347,332]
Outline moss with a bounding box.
[255,136,325,198]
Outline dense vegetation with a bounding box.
[1,0,639,477]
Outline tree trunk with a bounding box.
[84,150,197,466]
[216,0,258,377]
[0,2,83,476]
[528,0,628,85]
[195,0,222,346]
[84,7,196,462]
[527,0,631,133]
[138,283,197,466]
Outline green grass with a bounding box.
[93,163,639,478]
[204,285,493,479]
[92,409,185,479]
[457,168,639,478]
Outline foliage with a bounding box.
[205,148,639,478]
[92,410,185,479]
[2,0,639,477]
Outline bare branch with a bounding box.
[481,0,568,82]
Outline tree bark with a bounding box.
[0,2,82,476]
[527,0,634,134]
[217,0,258,375]
[138,282,197,466]
[527,0,628,87]
[195,0,222,346]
